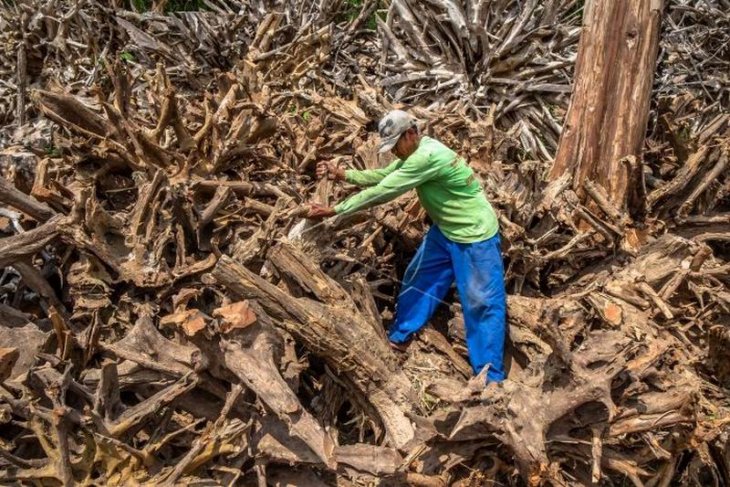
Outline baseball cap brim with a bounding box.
[378,135,399,153]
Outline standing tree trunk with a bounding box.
[549,0,664,208]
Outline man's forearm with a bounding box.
[345,169,385,187]
[344,159,401,187]
[334,184,404,215]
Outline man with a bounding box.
[307,110,506,382]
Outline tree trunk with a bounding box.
[549,0,664,208]
[211,249,421,450]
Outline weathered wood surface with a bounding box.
[0,1,728,486]
[550,0,665,207]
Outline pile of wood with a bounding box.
[3,1,726,146]
[380,0,729,159]
[1,1,729,486]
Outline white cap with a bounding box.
[378,110,417,153]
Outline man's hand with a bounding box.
[305,204,336,220]
[316,161,346,181]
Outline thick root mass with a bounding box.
[0,1,728,486]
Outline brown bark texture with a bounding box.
[0,1,728,486]
[549,0,665,208]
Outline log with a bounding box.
[0,177,56,222]
[211,252,420,450]
[549,0,664,207]
[211,329,335,466]
[0,215,62,268]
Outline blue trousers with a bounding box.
[388,226,507,382]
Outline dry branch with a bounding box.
[0,1,727,486]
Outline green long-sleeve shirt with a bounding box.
[334,136,499,243]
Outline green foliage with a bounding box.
[45,145,61,158]
[367,9,387,30]
[131,0,150,10]
[339,0,384,31]
[288,105,313,124]
[344,0,363,21]
[120,51,135,62]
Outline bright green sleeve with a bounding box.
[344,159,401,187]
[334,152,437,215]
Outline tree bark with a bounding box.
[211,250,421,450]
[0,215,62,268]
[0,177,56,222]
[549,0,664,208]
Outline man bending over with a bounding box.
[307,110,507,383]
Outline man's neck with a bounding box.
[403,135,423,159]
